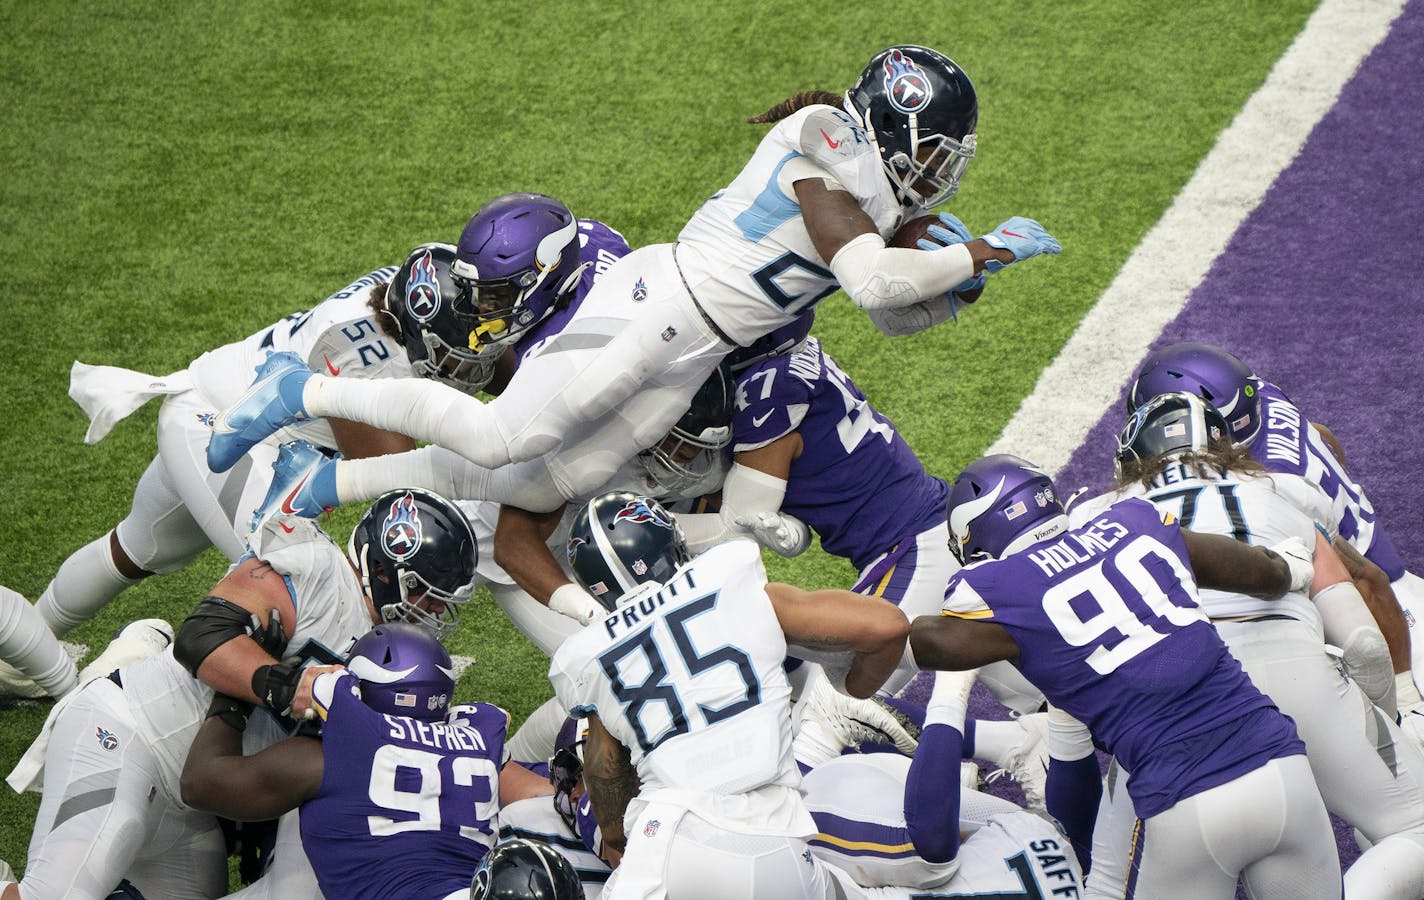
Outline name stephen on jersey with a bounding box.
[384,714,490,752]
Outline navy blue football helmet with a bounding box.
[547,716,587,833]
[567,492,690,610]
[1115,391,1232,477]
[946,455,1067,564]
[1127,342,1263,445]
[845,46,978,208]
[469,837,582,900]
[726,311,815,373]
[348,489,478,641]
[450,194,588,353]
[385,243,500,394]
[639,365,734,496]
[345,622,455,721]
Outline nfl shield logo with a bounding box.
[644,819,661,837]
[632,559,648,576]
[661,326,677,342]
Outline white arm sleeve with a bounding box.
[1316,580,1397,716]
[1047,705,1095,762]
[865,296,966,337]
[676,512,735,554]
[829,232,976,311]
[719,463,810,556]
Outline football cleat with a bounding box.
[0,658,49,700]
[984,711,1049,812]
[800,673,921,757]
[250,440,339,532]
[77,619,174,684]
[206,352,314,473]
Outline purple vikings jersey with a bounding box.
[733,337,948,568]
[514,219,633,366]
[941,497,1303,819]
[301,672,509,900]
[1250,380,1405,579]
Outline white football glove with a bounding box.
[549,583,602,626]
[1268,536,1314,594]
[736,511,812,557]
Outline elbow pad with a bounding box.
[175,597,284,677]
[829,232,975,311]
[1316,581,1396,714]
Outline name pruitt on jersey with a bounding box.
[601,569,701,639]
[383,715,489,752]
[1026,518,1131,579]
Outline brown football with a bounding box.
[888,214,943,249]
[888,215,984,304]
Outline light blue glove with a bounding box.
[915,212,987,301]
[979,216,1062,273]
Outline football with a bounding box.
[889,215,985,304]
[887,214,943,249]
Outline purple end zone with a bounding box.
[1049,0,1424,885]
[1058,0,1424,582]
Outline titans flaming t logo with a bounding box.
[613,497,674,530]
[883,49,933,114]
[406,250,441,322]
[381,492,424,562]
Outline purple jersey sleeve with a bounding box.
[946,498,1303,818]
[732,339,948,569]
[513,218,632,367]
[299,681,508,899]
[1251,381,1403,578]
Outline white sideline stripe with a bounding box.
[986,0,1407,475]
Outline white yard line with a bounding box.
[986,0,1407,474]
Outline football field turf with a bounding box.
[4,0,1419,886]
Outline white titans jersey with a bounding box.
[186,266,409,450]
[675,104,907,345]
[122,515,375,800]
[1071,465,1334,625]
[549,539,811,835]
[498,796,609,900]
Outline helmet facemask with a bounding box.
[450,218,587,353]
[882,126,976,208]
[639,422,731,497]
[348,533,471,642]
[409,327,500,394]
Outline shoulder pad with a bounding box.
[795,106,872,168]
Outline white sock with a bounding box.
[0,586,78,697]
[507,696,571,765]
[37,533,140,636]
[973,719,1028,767]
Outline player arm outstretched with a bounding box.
[581,713,640,868]
[1314,533,1400,715]
[180,703,323,821]
[493,503,602,625]
[766,583,910,698]
[1179,529,1310,598]
[904,669,977,863]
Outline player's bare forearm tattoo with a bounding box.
[246,562,277,582]
[789,633,853,651]
[583,716,640,853]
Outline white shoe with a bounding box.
[0,658,49,700]
[77,619,174,684]
[986,711,1049,811]
[801,674,920,756]
[960,760,981,791]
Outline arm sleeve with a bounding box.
[829,232,976,311]
[865,296,966,337]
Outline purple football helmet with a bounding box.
[548,716,588,832]
[1127,342,1263,445]
[1115,391,1231,478]
[726,311,815,373]
[344,622,456,721]
[946,455,1067,564]
[449,193,588,352]
[844,46,978,208]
